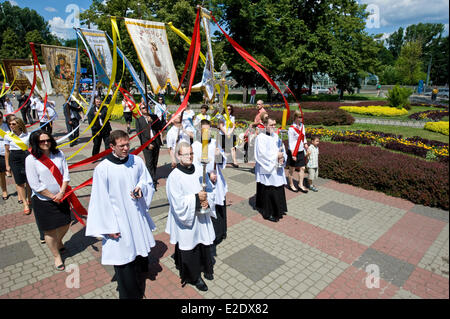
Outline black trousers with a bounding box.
[40,121,52,135]
[142,146,160,184]
[113,255,148,299]
[174,243,214,286]
[68,118,80,142]
[92,130,110,156]
[21,107,33,125]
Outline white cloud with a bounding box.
[8,0,19,6]
[44,7,57,13]
[48,16,76,40]
[360,0,449,27]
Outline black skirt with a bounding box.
[32,196,72,231]
[9,150,29,185]
[0,155,5,173]
[174,243,214,286]
[286,149,306,167]
[212,203,227,246]
[258,184,287,219]
[255,182,264,210]
[123,111,132,123]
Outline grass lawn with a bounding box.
[309,123,449,143]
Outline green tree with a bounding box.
[0,1,58,57]
[394,40,426,85]
[0,28,27,59]
[386,27,404,59]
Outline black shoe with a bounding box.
[204,273,214,281]
[231,163,239,168]
[193,277,208,291]
[299,188,309,193]
[267,216,278,222]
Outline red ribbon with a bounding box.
[211,15,291,119]
[63,9,203,204]
[290,124,305,157]
[32,151,87,226]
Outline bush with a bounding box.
[408,110,449,121]
[339,105,409,117]
[318,142,449,210]
[233,107,355,126]
[424,121,449,136]
[300,100,388,110]
[386,85,413,109]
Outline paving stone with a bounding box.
[410,205,449,223]
[352,247,416,287]
[0,241,35,269]
[318,201,361,220]
[228,172,256,185]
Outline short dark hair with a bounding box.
[109,130,129,146]
[200,119,210,127]
[311,135,320,141]
[200,104,208,110]
[29,130,59,158]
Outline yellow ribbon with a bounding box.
[167,22,207,64]
[214,83,232,130]
[63,17,125,157]
[0,130,28,151]
[0,64,17,98]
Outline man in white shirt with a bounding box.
[86,130,156,299]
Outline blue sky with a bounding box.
[4,0,449,41]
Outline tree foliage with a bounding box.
[0,1,59,60]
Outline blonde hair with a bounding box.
[260,112,269,125]
[9,117,27,134]
[293,110,302,120]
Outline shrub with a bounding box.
[233,108,354,126]
[318,142,449,210]
[424,121,449,136]
[339,106,408,117]
[386,85,413,109]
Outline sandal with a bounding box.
[18,200,23,204]
[2,195,8,200]
[55,264,65,271]
[23,208,31,215]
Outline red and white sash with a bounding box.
[33,153,87,225]
[290,124,304,157]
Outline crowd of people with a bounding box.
[1,92,321,299]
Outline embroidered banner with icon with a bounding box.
[41,44,80,96]
[1,59,32,92]
[124,18,179,93]
[17,65,53,97]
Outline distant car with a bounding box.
[300,86,310,94]
[437,88,449,98]
[312,86,330,94]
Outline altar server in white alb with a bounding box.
[192,119,228,247]
[86,130,156,299]
[254,116,288,222]
[165,141,216,292]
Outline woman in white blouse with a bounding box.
[4,117,32,213]
[25,130,71,271]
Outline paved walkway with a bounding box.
[0,105,448,299]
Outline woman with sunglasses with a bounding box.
[25,130,71,271]
[4,117,31,214]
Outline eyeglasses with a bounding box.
[9,123,17,126]
[39,139,51,144]
[179,152,194,157]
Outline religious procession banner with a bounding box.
[124,18,179,93]
[16,65,53,97]
[79,28,113,84]
[41,44,80,96]
[200,8,215,102]
[1,59,33,92]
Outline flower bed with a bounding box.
[424,121,449,136]
[233,107,354,126]
[339,106,409,117]
[318,142,449,210]
[305,127,449,161]
[408,110,449,121]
